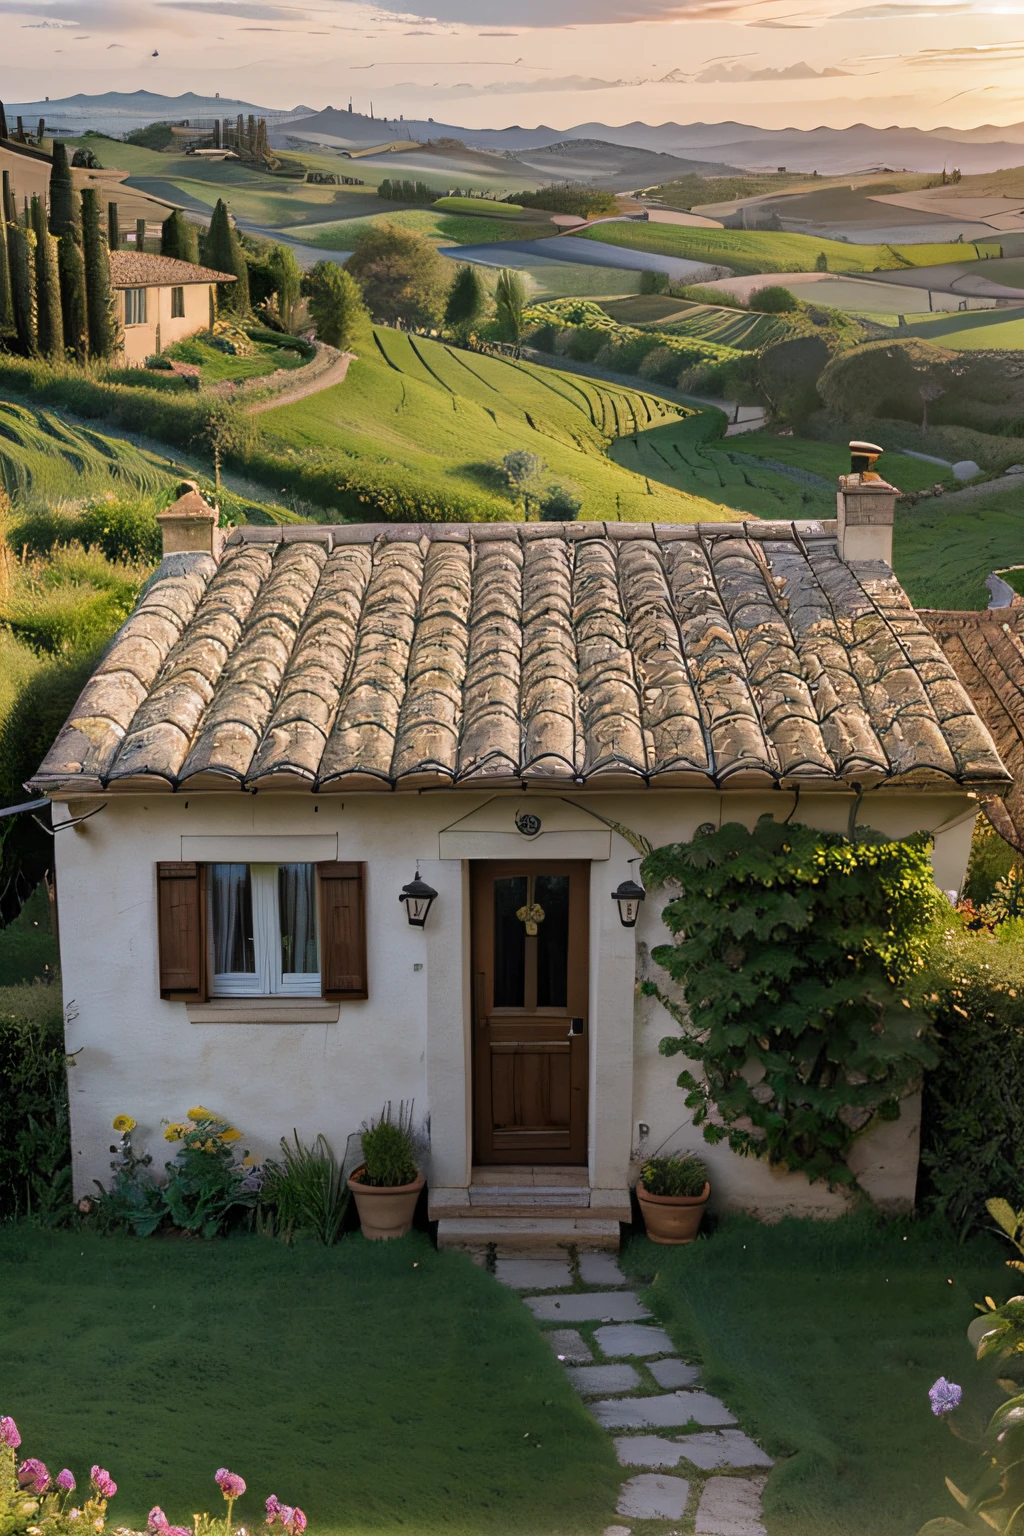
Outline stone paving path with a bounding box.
[497,1250,772,1536]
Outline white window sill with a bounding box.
[187,997,341,1024]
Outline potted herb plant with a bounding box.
[347,1102,423,1240]
[636,1153,710,1245]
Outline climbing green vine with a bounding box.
[641,816,944,1189]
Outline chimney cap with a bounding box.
[156,481,220,557]
[849,440,885,478]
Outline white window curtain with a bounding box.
[210,863,320,997]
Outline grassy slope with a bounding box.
[258,327,736,522]
[0,1226,620,1536]
[0,400,179,504]
[288,208,550,250]
[898,305,1024,351]
[575,222,1001,277]
[894,483,1024,609]
[621,1215,1008,1536]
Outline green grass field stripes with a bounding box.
[0,401,175,503]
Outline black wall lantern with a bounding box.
[611,877,645,929]
[399,871,438,928]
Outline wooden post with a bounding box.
[107,201,120,250]
[136,217,147,252]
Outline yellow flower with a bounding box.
[187,1106,213,1121]
[219,1128,242,1143]
[111,1115,136,1133]
[242,1154,258,1168]
[164,1124,184,1142]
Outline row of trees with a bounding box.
[377,179,443,205]
[0,143,117,360]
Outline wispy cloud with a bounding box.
[370,0,693,23]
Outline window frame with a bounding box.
[170,285,185,319]
[124,287,148,326]
[209,862,321,999]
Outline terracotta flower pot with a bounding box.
[637,1181,711,1245]
[347,1165,424,1240]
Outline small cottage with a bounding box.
[30,467,1012,1245]
[109,251,236,365]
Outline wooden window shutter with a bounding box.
[318,862,368,1001]
[157,862,207,1001]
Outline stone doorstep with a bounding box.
[429,1186,631,1222]
[435,1217,621,1252]
[469,1186,591,1207]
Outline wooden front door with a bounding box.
[472,862,589,1164]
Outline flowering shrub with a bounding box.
[92,1111,256,1239]
[0,1420,305,1536]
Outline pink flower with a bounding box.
[286,1510,306,1534]
[265,1497,281,1523]
[148,1508,169,1531]
[215,1469,246,1501]
[0,1417,21,1450]
[167,1526,191,1535]
[57,1470,76,1493]
[90,1466,116,1499]
[19,1458,50,1494]
[277,1508,295,1529]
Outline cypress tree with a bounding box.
[0,216,12,336]
[2,170,15,225]
[107,201,120,251]
[58,230,87,361]
[48,140,77,236]
[160,208,199,264]
[31,195,63,359]
[82,189,116,361]
[247,113,256,152]
[7,219,37,354]
[204,198,249,314]
[136,217,147,253]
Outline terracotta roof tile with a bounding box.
[108,251,236,288]
[30,523,1012,796]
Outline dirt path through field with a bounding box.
[246,350,355,415]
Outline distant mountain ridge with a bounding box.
[8,91,1024,174]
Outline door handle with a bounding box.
[568,1017,584,1037]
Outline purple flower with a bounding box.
[167,1526,191,1535]
[19,1458,50,1494]
[57,1470,76,1493]
[215,1469,246,1501]
[90,1466,117,1499]
[286,1510,306,1534]
[0,1417,20,1450]
[277,1508,295,1530]
[148,1507,169,1531]
[265,1496,281,1523]
[929,1377,963,1416]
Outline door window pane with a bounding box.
[493,876,527,1007]
[535,874,570,1008]
[278,863,319,974]
[211,864,255,973]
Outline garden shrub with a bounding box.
[819,338,1024,438]
[642,817,942,1190]
[539,480,583,520]
[507,184,618,217]
[0,883,59,987]
[94,1109,259,1238]
[12,494,163,564]
[260,1131,349,1245]
[359,1102,418,1187]
[919,927,1024,1236]
[749,285,799,312]
[964,818,1020,907]
[0,996,70,1223]
[639,270,670,295]
[640,1154,708,1197]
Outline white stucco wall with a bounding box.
[118,281,215,366]
[52,785,977,1215]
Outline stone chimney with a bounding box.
[836,440,896,566]
[156,480,221,558]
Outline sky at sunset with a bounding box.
[2,0,1024,132]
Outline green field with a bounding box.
[256,326,736,522]
[576,222,1003,277]
[898,305,1024,350]
[894,482,1024,609]
[0,400,181,504]
[432,196,534,219]
[653,303,789,350]
[288,207,550,251]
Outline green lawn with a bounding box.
[575,223,1002,278]
[0,399,180,505]
[257,326,737,522]
[162,336,308,381]
[894,484,1024,609]
[899,305,1024,351]
[621,1214,1010,1536]
[0,1226,620,1536]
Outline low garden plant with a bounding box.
[92,1109,258,1239]
[259,1131,349,1246]
[358,1102,418,1187]
[640,1154,708,1197]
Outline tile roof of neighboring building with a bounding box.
[30,520,1012,796]
[107,251,236,289]
[921,606,1024,851]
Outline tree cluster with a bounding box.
[377,178,443,205]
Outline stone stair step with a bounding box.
[469,1186,591,1207]
[435,1217,621,1252]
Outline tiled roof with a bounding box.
[921,605,1024,850]
[30,521,1011,796]
[108,251,236,289]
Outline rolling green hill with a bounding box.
[0,401,179,503]
[255,327,736,523]
[896,306,1024,351]
[289,208,550,251]
[575,222,1002,278]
